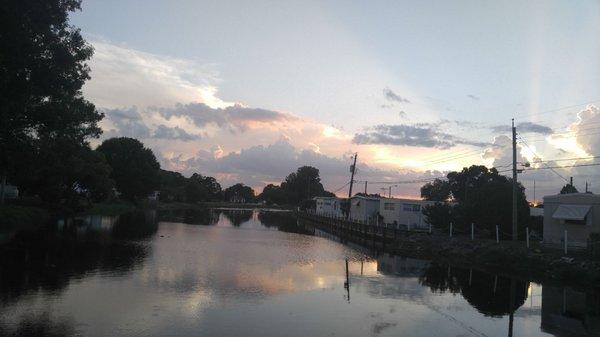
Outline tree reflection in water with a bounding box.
[220,209,253,226]
[0,211,157,305]
[158,208,219,226]
[258,211,313,235]
[0,312,76,337]
[419,263,529,317]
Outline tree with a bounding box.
[421,165,529,237]
[280,166,328,204]
[97,138,160,201]
[185,173,222,203]
[158,170,188,202]
[259,184,285,205]
[560,183,578,194]
[421,178,451,201]
[223,183,255,203]
[1,0,103,202]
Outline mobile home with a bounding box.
[314,196,344,217]
[543,193,600,247]
[379,198,437,229]
[349,196,380,224]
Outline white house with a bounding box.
[314,197,344,217]
[543,193,600,247]
[349,196,380,224]
[379,198,437,229]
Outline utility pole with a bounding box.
[364,181,368,194]
[586,181,589,193]
[533,180,536,205]
[570,176,573,188]
[512,119,518,241]
[348,153,357,199]
[388,186,392,198]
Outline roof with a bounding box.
[552,204,591,221]
[350,195,380,201]
[543,193,600,204]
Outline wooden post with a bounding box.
[564,230,568,255]
[496,225,499,243]
[526,227,530,248]
[429,222,432,234]
[471,223,474,241]
[449,222,453,238]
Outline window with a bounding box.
[403,203,421,212]
[384,202,395,210]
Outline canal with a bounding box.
[0,209,598,337]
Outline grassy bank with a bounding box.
[0,205,49,230]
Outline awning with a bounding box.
[552,204,591,221]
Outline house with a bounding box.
[314,197,344,217]
[543,193,600,247]
[349,195,380,224]
[379,198,437,229]
[1,184,19,199]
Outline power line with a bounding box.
[517,135,569,183]
[521,162,600,171]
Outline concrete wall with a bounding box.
[543,193,600,246]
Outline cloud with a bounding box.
[84,39,230,109]
[491,122,554,135]
[467,94,479,101]
[571,105,600,155]
[353,124,489,149]
[160,139,439,194]
[102,107,151,139]
[383,87,410,103]
[157,103,297,132]
[153,125,199,141]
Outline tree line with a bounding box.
[0,1,335,210]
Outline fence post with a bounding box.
[564,230,568,255]
[526,227,530,248]
[471,223,474,241]
[429,222,432,234]
[449,222,453,238]
[495,225,499,243]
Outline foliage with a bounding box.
[421,165,530,237]
[421,178,451,201]
[259,184,285,205]
[97,138,160,201]
[223,183,255,203]
[0,0,103,194]
[422,203,454,230]
[0,205,49,229]
[158,170,188,202]
[560,183,578,194]
[280,166,329,204]
[185,173,222,203]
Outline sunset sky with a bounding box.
[72,0,600,199]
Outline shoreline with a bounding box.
[297,213,600,289]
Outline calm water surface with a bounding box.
[0,209,598,337]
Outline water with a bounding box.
[0,209,598,337]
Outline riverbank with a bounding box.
[298,213,600,289]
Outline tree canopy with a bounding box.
[422,165,530,237]
[223,183,255,203]
[0,0,110,206]
[185,173,222,203]
[560,183,578,194]
[97,138,160,201]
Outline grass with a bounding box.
[0,205,49,230]
[85,202,137,216]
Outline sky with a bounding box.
[71,0,600,199]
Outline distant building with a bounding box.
[543,193,600,247]
[349,195,380,224]
[148,190,160,201]
[530,207,544,217]
[379,198,437,229]
[1,184,19,199]
[314,197,344,217]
